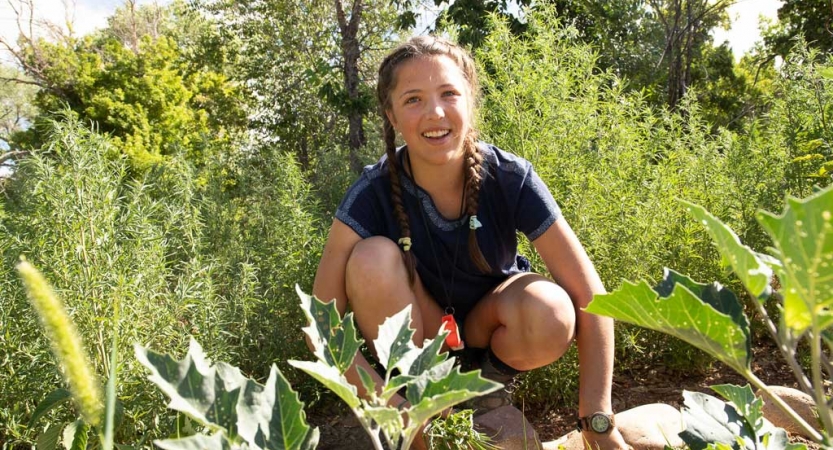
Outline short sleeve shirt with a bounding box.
[335,142,561,322]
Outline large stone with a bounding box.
[474,405,542,450]
[757,386,820,439]
[543,404,684,450]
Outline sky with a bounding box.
[1,0,782,60]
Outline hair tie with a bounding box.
[398,237,412,252]
[469,215,482,230]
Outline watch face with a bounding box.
[590,414,611,433]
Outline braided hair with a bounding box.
[376,36,491,282]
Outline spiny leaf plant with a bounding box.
[289,285,502,450]
[587,185,833,448]
[136,285,502,450]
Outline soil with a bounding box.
[307,339,813,449]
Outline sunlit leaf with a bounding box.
[587,270,751,373]
[296,285,363,374]
[407,365,502,426]
[253,365,320,450]
[682,200,772,299]
[288,360,361,409]
[757,186,833,331]
[374,305,417,373]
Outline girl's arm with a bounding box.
[532,218,628,449]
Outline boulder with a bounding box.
[543,404,684,450]
[474,405,542,450]
[757,386,820,438]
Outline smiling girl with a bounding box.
[312,35,628,449]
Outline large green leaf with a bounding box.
[63,420,89,450]
[136,339,319,449]
[296,285,363,374]
[288,360,361,409]
[587,270,751,372]
[134,339,243,438]
[682,201,772,299]
[680,390,751,450]
[253,365,320,450]
[406,364,502,426]
[405,332,449,377]
[374,305,417,374]
[710,385,764,437]
[757,187,833,333]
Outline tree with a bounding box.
[0,0,246,173]
[647,0,732,110]
[765,0,833,57]
[0,64,38,151]
[198,0,395,174]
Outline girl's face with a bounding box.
[385,55,472,171]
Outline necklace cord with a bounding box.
[404,150,467,314]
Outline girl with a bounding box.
[312,35,628,449]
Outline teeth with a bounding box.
[423,130,449,138]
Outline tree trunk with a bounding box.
[335,0,366,174]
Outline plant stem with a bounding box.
[752,293,813,393]
[811,326,833,444]
[746,372,823,443]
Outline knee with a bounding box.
[345,236,407,296]
[511,279,576,352]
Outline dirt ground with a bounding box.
[307,340,811,449]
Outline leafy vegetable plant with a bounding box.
[136,286,501,450]
[586,185,833,448]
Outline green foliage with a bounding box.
[136,338,319,450]
[137,288,501,450]
[425,409,498,450]
[679,386,798,450]
[11,8,245,174]
[588,186,833,446]
[0,115,223,443]
[291,288,502,450]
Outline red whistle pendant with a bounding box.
[441,314,465,351]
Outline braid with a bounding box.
[383,118,417,284]
[377,35,483,281]
[464,136,491,273]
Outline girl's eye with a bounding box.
[442,90,459,97]
[405,96,419,104]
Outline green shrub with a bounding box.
[0,116,223,444]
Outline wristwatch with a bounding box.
[577,412,615,433]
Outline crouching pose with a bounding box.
[312,35,628,449]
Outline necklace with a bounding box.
[404,150,466,350]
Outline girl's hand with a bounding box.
[581,427,630,450]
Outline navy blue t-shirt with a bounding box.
[335,142,561,322]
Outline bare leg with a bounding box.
[464,273,576,371]
[345,236,445,355]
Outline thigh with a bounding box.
[345,236,445,350]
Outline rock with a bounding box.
[543,404,684,450]
[757,386,820,438]
[474,405,542,450]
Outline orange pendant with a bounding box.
[441,314,465,351]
